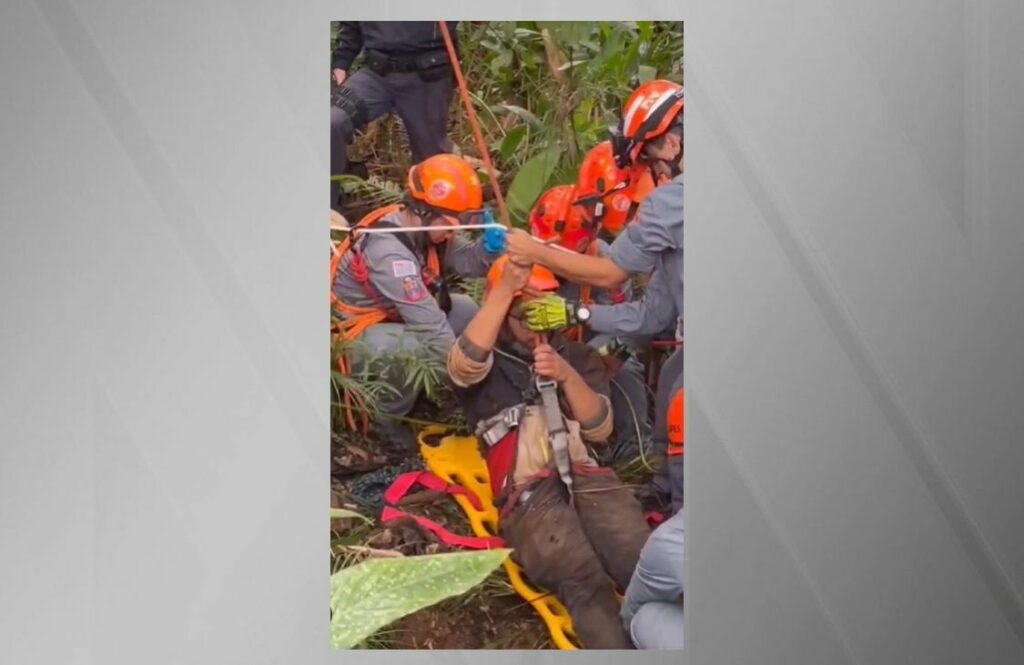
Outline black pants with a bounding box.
[330,68,454,209]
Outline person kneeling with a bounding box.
[446,255,651,649]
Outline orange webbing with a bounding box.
[438,21,509,229]
[330,203,404,431]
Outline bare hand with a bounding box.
[533,343,573,384]
[333,69,347,86]
[506,228,541,265]
[499,258,533,294]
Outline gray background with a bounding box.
[1,1,1021,664]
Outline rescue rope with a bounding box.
[439,21,510,228]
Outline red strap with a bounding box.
[484,431,518,499]
[645,511,667,527]
[383,470,484,512]
[381,506,505,550]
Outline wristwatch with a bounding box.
[575,304,592,324]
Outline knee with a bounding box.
[331,106,354,144]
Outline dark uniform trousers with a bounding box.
[330,68,454,208]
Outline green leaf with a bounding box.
[506,146,563,217]
[492,103,544,131]
[330,549,511,649]
[330,508,372,525]
[638,64,658,84]
[499,125,528,160]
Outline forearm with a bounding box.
[532,244,629,289]
[560,370,607,431]
[461,285,514,353]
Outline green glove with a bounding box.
[523,294,589,332]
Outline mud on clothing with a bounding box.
[447,332,651,649]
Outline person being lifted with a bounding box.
[447,255,651,649]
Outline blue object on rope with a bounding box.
[482,208,507,254]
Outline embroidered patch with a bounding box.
[392,259,417,278]
[401,276,427,302]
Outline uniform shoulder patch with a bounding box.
[391,259,418,278]
[401,276,427,302]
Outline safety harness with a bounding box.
[329,203,442,430]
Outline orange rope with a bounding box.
[439,21,510,228]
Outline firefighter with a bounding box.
[527,184,651,463]
[506,79,685,512]
[331,153,502,447]
[331,21,460,210]
[446,256,651,649]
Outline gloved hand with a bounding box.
[481,208,507,254]
[523,293,583,332]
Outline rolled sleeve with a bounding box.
[578,394,613,443]
[447,335,493,388]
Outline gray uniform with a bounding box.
[560,241,651,462]
[333,212,495,418]
[587,175,685,511]
[621,508,685,649]
[330,22,458,208]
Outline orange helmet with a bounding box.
[619,80,684,164]
[406,154,484,221]
[529,185,594,254]
[486,255,560,295]
[574,142,634,236]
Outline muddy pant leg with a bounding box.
[572,468,652,591]
[391,71,455,161]
[500,475,632,649]
[330,69,393,208]
[651,347,684,506]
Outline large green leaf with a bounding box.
[330,548,511,649]
[499,125,528,160]
[506,145,563,218]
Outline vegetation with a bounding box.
[330,21,683,650]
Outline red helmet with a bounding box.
[574,141,633,235]
[619,80,684,164]
[529,185,594,254]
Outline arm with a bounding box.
[365,238,455,357]
[508,234,630,289]
[448,260,533,388]
[588,268,679,337]
[621,509,685,627]
[332,22,364,72]
[445,234,498,278]
[535,344,613,443]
